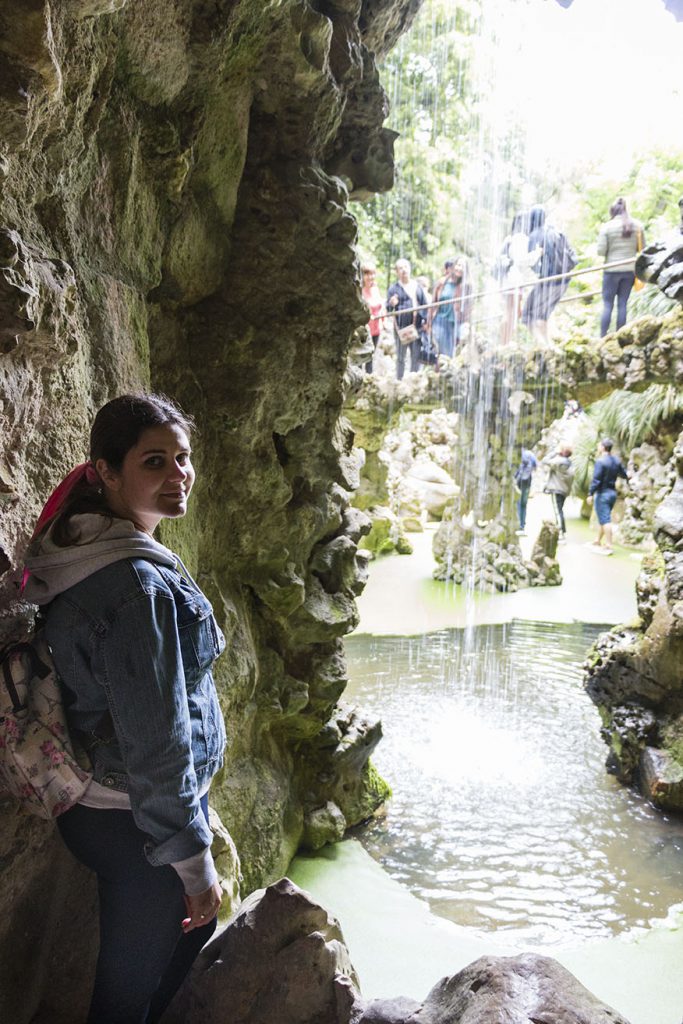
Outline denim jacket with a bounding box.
[44,557,226,867]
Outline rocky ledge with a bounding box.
[165,877,631,1024]
[584,428,683,808]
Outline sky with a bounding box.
[484,0,683,176]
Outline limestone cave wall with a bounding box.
[0,2,423,1020]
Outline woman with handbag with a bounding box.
[22,393,227,1024]
[597,197,645,337]
[386,258,428,379]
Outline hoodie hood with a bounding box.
[23,514,178,605]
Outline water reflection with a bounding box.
[346,621,683,946]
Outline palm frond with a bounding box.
[587,385,683,452]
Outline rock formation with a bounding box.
[347,309,683,589]
[0,1,415,1018]
[584,429,683,809]
[165,877,632,1024]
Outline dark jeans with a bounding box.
[601,271,634,337]
[550,491,567,535]
[57,796,216,1024]
[365,332,379,373]
[517,480,531,530]
[396,332,421,378]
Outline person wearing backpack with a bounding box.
[513,446,538,535]
[542,445,574,543]
[21,393,226,1024]
[521,205,577,347]
[597,197,645,337]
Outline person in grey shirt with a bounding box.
[597,197,644,337]
[542,446,574,542]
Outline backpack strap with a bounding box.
[1,641,52,713]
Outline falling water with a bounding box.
[348,0,683,949]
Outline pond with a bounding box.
[345,620,683,946]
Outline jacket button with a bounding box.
[102,775,115,787]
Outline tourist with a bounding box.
[521,205,577,347]
[416,274,432,305]
[428,256,473,358]
[542,445,574,543]
[361,260,385,373]
[597,197,645,337]
[497,211,542,345]
[514,446,538,535]
[22,394,226,1024]
[387,258,428,379]
[587,437,628,555]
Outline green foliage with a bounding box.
[569,150,683,255]
[354,0,548,288]
[355,0,481,283]
[572,385,683,494]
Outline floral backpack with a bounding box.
[0,632,91,818]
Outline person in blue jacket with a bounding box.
[23,393,226,1024]
[514,446,538,535]
[587,437,628,555]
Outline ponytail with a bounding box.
[609,197,634,238]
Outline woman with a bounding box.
[497,211,542,345]
[597,197,644,337]
[542,445,574,543]
[429,256,473,358]
[361,260,385,373]
[23,394,226,1024]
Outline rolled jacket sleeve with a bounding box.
[99,585,214,865]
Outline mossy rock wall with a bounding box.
[0,2,421,1020]
[584,430,683,805]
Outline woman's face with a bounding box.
[452,260,464,279]
[97,423,195,534]
[363,268,376,287]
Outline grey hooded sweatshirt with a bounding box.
[23,513,177,604]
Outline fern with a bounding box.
[571,420,600,494]
[588,385,683,451]
[572,385,683,494]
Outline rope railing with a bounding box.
[371,256,640,322]
[468,287,604,328]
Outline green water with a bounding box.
[345,621,683,946]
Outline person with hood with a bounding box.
[521,205,576,347]
[22,393,226,1024]
[542,445,574,542]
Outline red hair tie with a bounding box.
[21,462,100,594]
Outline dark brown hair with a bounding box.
[40,393,194,547]
[609,197,634,238]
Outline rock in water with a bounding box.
[165,880,631,1024]
[389,952,631,1024]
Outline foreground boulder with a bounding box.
[165,878,630,1024]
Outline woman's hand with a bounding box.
[182,880,223,933]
